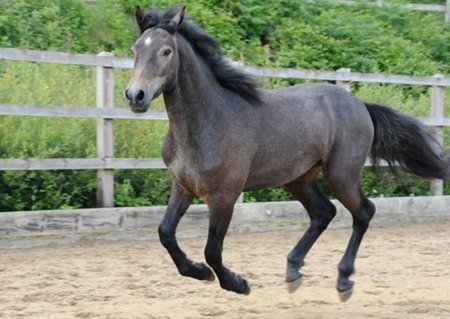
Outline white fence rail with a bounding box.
[314,0,450,22]
[0,47,448,206]
[82,0,450,22]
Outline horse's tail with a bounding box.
[364,102,450,181]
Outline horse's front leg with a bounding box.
[158,181,215,281]
[204,193,250,294]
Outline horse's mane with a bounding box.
[137,7,261,104]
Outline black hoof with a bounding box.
[337,280,354,302]
[220,272,251,295]
[286,276,303,294]
[286,268,302,282]
[286,261,303,294]
[180,262,215,281]
[338,287,354,302]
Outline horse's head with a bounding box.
[125,7,185,113]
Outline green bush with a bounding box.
[0,170,97,210]
[0,0,90,52]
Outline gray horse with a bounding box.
[125,7,449,301]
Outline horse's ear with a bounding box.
[135,6,144,24]
[169,7,186,30]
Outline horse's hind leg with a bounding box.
[283,168,337,293]
[325,162,376,302]
[158,182,215,281]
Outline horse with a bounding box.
[125,7,450,301]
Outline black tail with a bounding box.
[364,102,449,181]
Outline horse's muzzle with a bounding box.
[125,87,151,113]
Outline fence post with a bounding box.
[336,68,352,92]
[446,0,450,23]
[96,52,115,207]
[430,74,444,196]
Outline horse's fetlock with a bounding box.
[205,254,220,268]
[178,264,191,276]
[204,247,221,267]
[338,263,354,277]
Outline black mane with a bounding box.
[137,7,261,104]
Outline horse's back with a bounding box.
[261,83,373,143]
[244,83,374,190]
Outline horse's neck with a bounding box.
[163,37,223,140]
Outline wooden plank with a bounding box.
[401,3,446,12]
[2,48,450,86]
[109,158,167,169]
[0,158,166,170]
[0,47,114,67]
[0,104,168,120]
[336,68,352,92]
[0,157,383,171]
[0,48,134,68]
[1,105,446,126]
[419,116,450,126]
[96,52,115,208]
[446,0,450,23]
[315,0,446,12]
[345,71,450,86]
[430,75,445,196]
[112,57,134,69]
[242,65,450,86]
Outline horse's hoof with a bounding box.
[286,276,303,294]
[205,270,215,281]
[337,278,354,302]
[223,282,251,295]
[220,273,251,295]
[242,285,251,295]
[338,287,354,302]
[198,263,215,281]
[180,262,215,281]
[234,277,251,295]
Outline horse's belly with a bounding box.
[244,156,320,191]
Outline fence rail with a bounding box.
[314,0,450,22]
[0,158,166,171]
[0,48,448,206]
[81,0,450,22]
[2,48,450,86]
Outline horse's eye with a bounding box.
[163,49,172,57]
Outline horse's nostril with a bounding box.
[136,90,145,102]
[125,89,131,101]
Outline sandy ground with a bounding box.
[1,221,450,319]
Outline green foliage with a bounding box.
[0,170,97,211]
[114,170,172,206]
[361,168,431,197]
[0,62,95,107]
[0,0,448,210]
[0,0,89,52]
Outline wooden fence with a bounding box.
[0,47,449,208]
[314,0,450,22]
[84,0,450,22]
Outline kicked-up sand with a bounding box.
[1,220,450,318]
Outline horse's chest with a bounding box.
[165,152,206,194]
[167,153,189,179]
